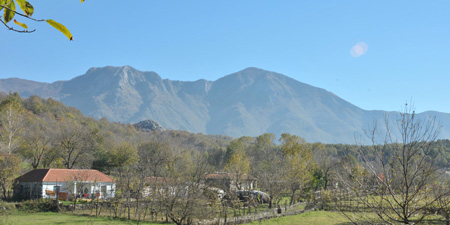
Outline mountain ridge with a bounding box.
[1,66,448,144]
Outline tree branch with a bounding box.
[0,4,45,22]
[0,18,36,33]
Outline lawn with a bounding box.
[1,210,353,225]
[1,212,166,225]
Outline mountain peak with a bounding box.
[2,66,450,143]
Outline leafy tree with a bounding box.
[280,133,315,205]
[0,93,28,154]
[0,0,84,39]
[311,142,338,190]
[0,153,21,198]
[224,139,251,191]
[108,142,138,168]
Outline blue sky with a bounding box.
[1,1,450,113]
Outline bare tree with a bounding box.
[162,153,211,225]
[433,179,450,225]
[19,116,56,169]
[57,121,96,169]
[252,134,284,208]
[336,104,446,224]
[138,141,172,177]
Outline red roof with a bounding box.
[15,169,114,183]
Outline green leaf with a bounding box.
[13,19,27,29]
[46,19,73,40]
[0,0,5,11]
[15,0,33,16]
[3,0,15,23]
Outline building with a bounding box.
[205,172,257,191]
[13,169,115,200]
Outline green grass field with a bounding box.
[1,212,165,225]
[0,210,354,225]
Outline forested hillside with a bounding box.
[1,92,450,198]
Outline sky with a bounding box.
[1,1,450,113]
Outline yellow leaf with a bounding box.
[46,19,73,40]
[16,0,34,16]
[13,19,27,29]
[3,0,15,23]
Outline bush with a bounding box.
[0,201,17,215]
[15,199,61,212]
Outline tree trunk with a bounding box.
[290,190,296,205]
[1,183,7,199]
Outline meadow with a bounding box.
[0,210,353,225]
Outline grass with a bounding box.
[2,211,351,225]
[1,212,167,225]
[244,211,352,225]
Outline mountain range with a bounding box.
[1,66,449,144]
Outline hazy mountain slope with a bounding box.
[1,66,449,143]
[54,66,210,133]
[206,67,364,142]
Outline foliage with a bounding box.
[0,92,27,154]
[0,153,21,198]
[5,93,450,224]
[0,0,82,39]
[280,133,316,205]
[224,138,251,191]
[108,142,138,168]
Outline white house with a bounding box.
[14,169,115,200]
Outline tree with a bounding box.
[336,104,446,224]
[0,93,27,154]
[162,153,211,225]
[311,142,338,190]
[137,142,172,177]
[0,0,84,39]
[108,142,138,169]
[280,133,315,205]
[251,133,283,208]
[0,153,21,198]
[56,120,96,169]
[224,149,250,191]
[19,115,56,169]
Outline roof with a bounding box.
[15,169,114,183]
[205,173,256,180]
